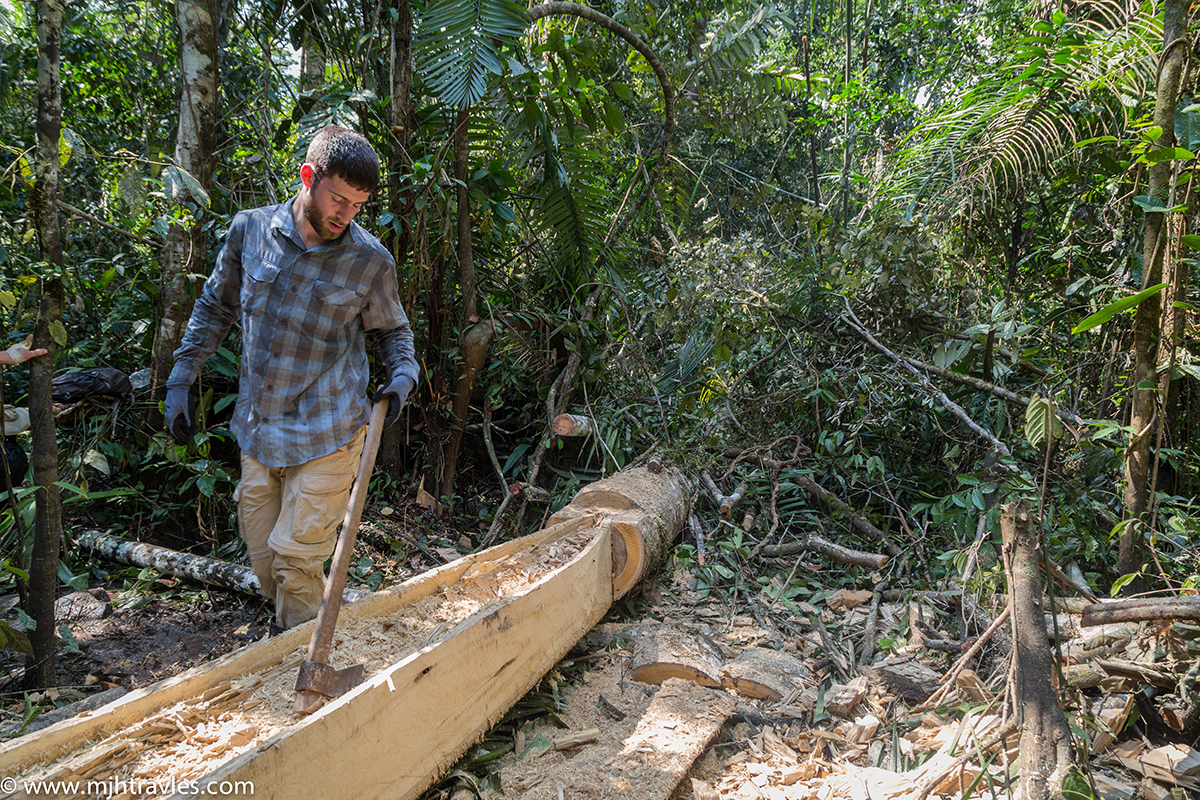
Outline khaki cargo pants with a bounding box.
[237,426,366,629]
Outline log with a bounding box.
[76,530,369,604]
[551,413,592,437]
[549,464,690,599]
[1003,499,1076,799]
[1081,596,1200,628]
[720,647,810,701]
[630,624,724,687]
[0,516,608,800]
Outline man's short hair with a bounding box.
[305,125,380,194]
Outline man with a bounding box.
[165,125,418,630]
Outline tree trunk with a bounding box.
[436,107,480,505]
[26,0,65,691]
[1002,500,1076,800]
[150,0,219,416]
[1122,0,1186,578]
[377,0,414,482]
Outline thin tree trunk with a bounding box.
[434,107,477,505]
[377,0,414,481]
[1003,500,1076,799]
[1122,0,1186,578]
[26,0,65,691]
[150,0,219,415]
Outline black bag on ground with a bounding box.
[51,368,133,403]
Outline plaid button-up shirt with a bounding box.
[169,199,418,468]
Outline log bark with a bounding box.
[630,624,724,687]
[1003,499,1076,799]
[720,647,809,701]
[76,531,369,604]
[1081,596,1200,628]
[549,465,690,598]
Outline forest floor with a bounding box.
[2,503,1195,800]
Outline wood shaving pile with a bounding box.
[12,529,595,797]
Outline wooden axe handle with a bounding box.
[303,399,389,667]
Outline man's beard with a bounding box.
[303,192,342,242]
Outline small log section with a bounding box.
[1003,499,1077,800]
[720,647,810,701]
[549,464,690,599]
[552,413,592,437]
[0,465,691,800]
[630,624,725,687]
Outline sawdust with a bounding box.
[10,529,596,795]
[481,655,735,800]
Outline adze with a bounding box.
[294,398,388,714]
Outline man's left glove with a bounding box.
[372,374,415,428]
[164,387,196,443]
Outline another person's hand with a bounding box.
[0,335,47,366]
[164,387,196,443]
[372,374,415,427]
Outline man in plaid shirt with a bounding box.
[165,125,418,630]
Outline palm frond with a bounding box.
[884,0,1161,216]
[414,0,528,109]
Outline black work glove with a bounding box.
[372,374,415,428]
[164,387,196,443]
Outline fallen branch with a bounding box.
[793,473,900,557]
[689,513,706,566]
[842,303,1012,460]
[77,530,369,602]
[760,534,888,569]
[1081,596,1200,627]
[699,471,747,518]
[1095,658,1180,689]
[896,351,1088,428]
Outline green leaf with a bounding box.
[1110,572,1139,596]
[1074,135,1118,147]
[1144,146,1195,163]
[0,621,31,655]
[1022,393,1060,450]
[1180,235,1200,250]
[1071,283,1168,334]
[15,608,36,631]
[48,320,67,347]
[57,624,83,655]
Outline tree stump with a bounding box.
[1003,499,1077,799]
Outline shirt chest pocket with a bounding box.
[242,257,281,317]
[307,279,364,339]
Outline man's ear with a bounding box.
[300,163,315,188]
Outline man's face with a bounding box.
[302,167,372,242]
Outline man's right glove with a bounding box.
[372,374,415,428]
[164,387,196,443]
